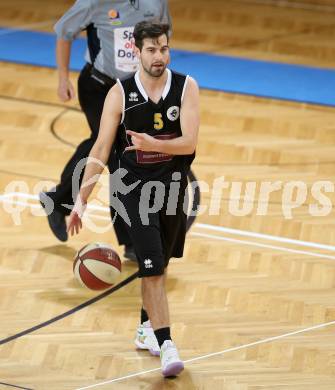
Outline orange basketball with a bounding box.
[73,243,121,290]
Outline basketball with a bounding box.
[73,243,121,290]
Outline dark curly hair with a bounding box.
[133,21,170,51]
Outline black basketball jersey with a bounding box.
[114,69,195,182]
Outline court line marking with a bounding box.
[190,232,335,260]
[0,273,138,346]
[1,192,335,255]
[0,382,33,390]
[195,222,335,252]
[75,319,335,389]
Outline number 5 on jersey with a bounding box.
[154,113,164,130]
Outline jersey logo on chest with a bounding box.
[129,92,139,102]
[167,106,180,121]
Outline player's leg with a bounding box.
[119,189,184,375]
[142,271,183,377]
[142,273,169,329]
[134,282,160,356]
[150,176,188,376]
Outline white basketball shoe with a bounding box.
[134,320,160,356]
[160,340,184,377]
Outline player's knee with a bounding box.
[142,271,164,288]
[142,273,164,284]
[137,250,165,278]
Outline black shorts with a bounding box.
[116,175,188,277]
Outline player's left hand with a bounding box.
[125,130,158,152]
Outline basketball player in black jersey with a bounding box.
[67,21,199,377]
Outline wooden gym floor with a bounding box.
[0,0,335,389]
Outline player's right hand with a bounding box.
[67,211,82,236]
[58,79,76,102]
[67,196,87,236]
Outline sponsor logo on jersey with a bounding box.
[136,133,177,164]
[114,28,138,71]
[167,106,180,121]
[129,92,139,102]
[108,9,119,19]
[108,9,122,25]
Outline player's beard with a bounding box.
[143,61,167,78]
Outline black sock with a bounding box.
[154,327,171,348]
[141,307,149,324]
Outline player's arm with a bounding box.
[67,83,123,235]
[56,39,75,101]
[126,77,199,155]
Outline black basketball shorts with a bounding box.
[116,176,188,277]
